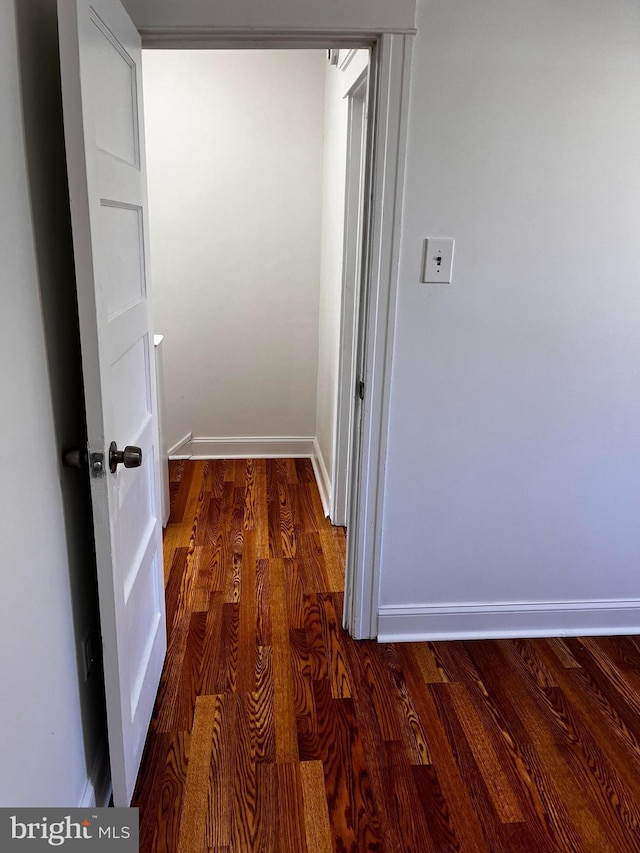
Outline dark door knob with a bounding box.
[109,441,142,473]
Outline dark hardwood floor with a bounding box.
[133,458,640,852]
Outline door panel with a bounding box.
[58,0,166,806]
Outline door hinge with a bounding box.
[358,380,365,400]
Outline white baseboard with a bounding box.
[80,739,111,808]
[168,435,333,520]
[170,435,316,460]
[311,438,331,519]
[167,431,192,459]
[377,599,640,642]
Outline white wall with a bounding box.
[0,0,99,805]
[316,50,369,509]
[379,0,640,637]
[143,50,325,451]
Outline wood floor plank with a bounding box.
[243,458,257,531]
[210,602,240,694]
[287,480,304,532]
[400,647,492,852]
[545,636,583,669]
[296,531,327,593]
[230,485,245,555]
[348,639,405,743]
[276,462,296,558]
[173,610,207,731]
[318,592,352,699]
[199,592,225,696]
[177,694,220,853]
[283,556,307,628]
[468,640,611,853]
[552,648,640,775]
[380,643,431,765]
[283,457,299,484]
[265,460,282,559]
[575,637,640,727]
[255,557,271,646]
[225,548,241,605]
[446,680,523,823]
[154,613,190,733]
[316,523,344,593]
[164,546,189,629]
[205,693,238,850]
[430,682,521,851]
[303,593,329,682]
[134,732,173,852]
[342,639,411,853]
[411,763,468,853]
[231,692,259,851]
[162,527,190,584]
[169,460,195,523]
[269,557,299,762]
[190,545,216,612]
[135,459,640,853]
[509,638,640,850]
[169,459,185,484]
[177,460,207,537]
[312,678,385,851]
[275,763,307,852]
[401,641,449,684]
[202,459,225,498]
[295,472,319,534]
[288,627,318,760]
[330,525,347,574]
[248,644,275,764]
[200,481,234,547]
[237,530,257,694]
[300,760,333,853]
[253,459,269,560]
[151,732,190,853]
[384,740,437,853]
[253,763,277,853]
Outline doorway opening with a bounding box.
[58,0,412,805]
[142,46,374,629]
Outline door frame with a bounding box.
[332,66,368,529]
[141,29,413,640]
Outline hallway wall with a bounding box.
[379,0,640,639]
[143,50,326,454]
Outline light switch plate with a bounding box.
[422,238,455,283]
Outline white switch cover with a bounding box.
[422,238,455,283]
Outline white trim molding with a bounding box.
[311,438,331,519]
[171,435,315,460]
[140,27,417,51]
[377,599,640,643]
[344,32,414,640]
[167,431,192,458]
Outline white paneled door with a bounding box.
[58,0,166,806]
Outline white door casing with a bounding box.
[332,67,369,528]
[58,0,166,805]
[344,33,413,639]
[136,27,412,642]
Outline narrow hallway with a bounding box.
[133,460,640,852]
